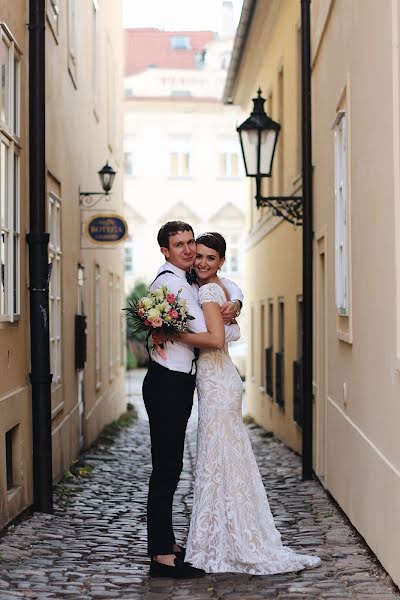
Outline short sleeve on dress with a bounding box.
[199,283,224,306]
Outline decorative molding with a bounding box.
[211,201,245,222]
[159,201,200,224]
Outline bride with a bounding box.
[179,232,321,575]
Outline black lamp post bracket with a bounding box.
[255,177,303,226]
[79,192,112,209]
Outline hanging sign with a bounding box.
[85,214,128,245]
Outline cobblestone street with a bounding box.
[0,370,398,599]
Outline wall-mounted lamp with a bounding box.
[79,162,117,208]
[237,89,303,226]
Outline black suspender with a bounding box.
[150,270,174,287]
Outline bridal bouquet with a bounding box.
[124,286,194,358]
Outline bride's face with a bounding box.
[194,243,225,281]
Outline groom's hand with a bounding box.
[221,300,241,324]
[152,330,168,345]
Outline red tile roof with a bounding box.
[125,28,216,76]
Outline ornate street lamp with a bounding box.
[79,161,117,208]
[98,161,116,193]
[236,0,313,481]
[237,89,303,226]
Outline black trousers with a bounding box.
[143,360,195,557]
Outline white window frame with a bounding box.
[92,0,99,116]
[220,232,240,275]
[260,302,266,390]
[115,276,121,368]
[168,135,191,178]
[95,264,102,389]
[217,137,241,178]
[106,37,120,154]
[124,236,134,273]
[108,273,114,379]
[68,0,77,86]
[334,111,349,316]
[124,136,136,176]
[48,193,62,385]
[0,25,21,323]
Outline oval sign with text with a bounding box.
[86,214,128,245]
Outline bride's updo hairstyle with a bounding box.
[196,232,226,258]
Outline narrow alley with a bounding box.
[0,371,398,599]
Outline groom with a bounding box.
[143,221,242,578]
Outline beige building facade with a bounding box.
[311,0,400,587]
[0,0,125,530]
[227,0,400,587]
[123,26,247,313]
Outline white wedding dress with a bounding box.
[185,283,321,574]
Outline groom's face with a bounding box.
[161,230,196,271]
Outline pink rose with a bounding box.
[138,309,144,317]
[151,317,163,328]
[168,309,178,319]
[166,293,176,303]
[144,319,151,326]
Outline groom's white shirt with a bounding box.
[149,261,243,373]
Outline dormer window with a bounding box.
[170,36,191,50]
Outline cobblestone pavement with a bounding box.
[0,369,399,599]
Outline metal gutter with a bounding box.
[223,0,257,104]
[27,0,53,513]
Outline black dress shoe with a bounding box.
[149,557,205,579]
[174,545,186,560]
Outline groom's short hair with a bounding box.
[157,221,194,249]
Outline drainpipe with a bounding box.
[301,0,313,480]
[27,0,53,512]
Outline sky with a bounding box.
[123,0,244,31]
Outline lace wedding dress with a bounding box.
[185,283,321,574]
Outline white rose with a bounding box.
[158,302,171,313]
[148,308,161,319]
[142,297,153,309]
[154,288,165,301]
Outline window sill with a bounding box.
[68,56,78,90]
[336,314,353,344]
[6,485,22,501]
[0,314,20,325]
[337,329,353,344]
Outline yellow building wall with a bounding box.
[1,0,125,529]
[232,0,303,452]
[0,1,32,528]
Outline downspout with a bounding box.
[301,0,313,480]
[27,0,53,511]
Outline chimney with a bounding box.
[220,0,235,39]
